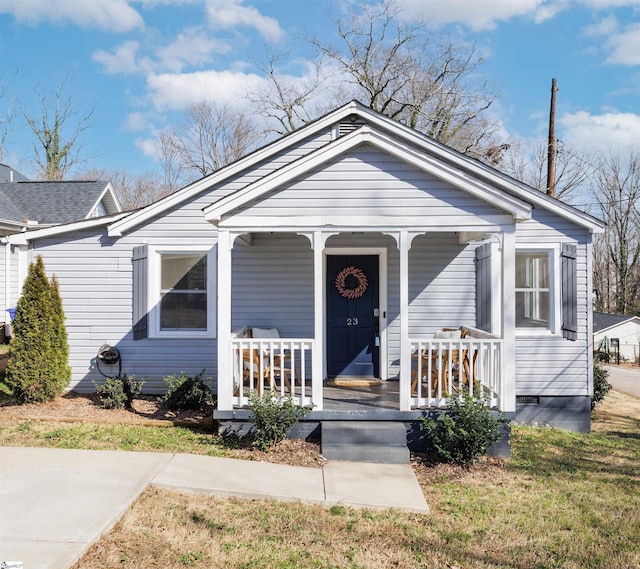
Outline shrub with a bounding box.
[5,256,71,403]
[421,394,505,466]
[94,374,144,409]
[162,371,213,411]
[248,391,310,451]
[592,362,612,410]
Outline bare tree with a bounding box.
[503,140,593,201]
[79,168,170,211]
[307,0,501,158]
[0,70,18,164]
[248,46,326,135]
[591,151,640,315]
[157,102,258,185]
[21,76,95,180]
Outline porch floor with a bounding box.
[323,381,399,411]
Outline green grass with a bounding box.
[0,420,238,456]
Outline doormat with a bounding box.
[326,379,384,387]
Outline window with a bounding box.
[516,252,550,329]
[160,254,207,330]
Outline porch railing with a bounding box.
[409,336,502,409]
[231,338,315,407]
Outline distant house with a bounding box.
[3,102,605,436]
[1,164,122,330]
[593,311,640,363]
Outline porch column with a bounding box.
[312,231,324,410]
[217,229,233,411]
[501,229,516,413]
[399,230,411,411]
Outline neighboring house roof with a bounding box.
[593,312,640,334]
[0,164,30,183]
[109,100,605,238]
[0,164,122,228]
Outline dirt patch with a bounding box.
[0,390,212,427]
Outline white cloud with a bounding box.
[604,23,640,65]
[124,111,155,131]
[0,0,143,32]
[146,69,266,110]
[584,15,619,37]
[156,28,230,73]
[205,0,283,42]
[93,41,155,75]
[560,110,640,150]
[400,0,546,30]
[135,136,159,159]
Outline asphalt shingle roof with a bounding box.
[593,311,640,333]
[0,164,30,183]
[0,180,109,224]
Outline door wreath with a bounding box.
[335,266,368,299]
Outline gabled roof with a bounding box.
[109,100,604,238]
[0,164,30,183]
[593,312,640,334]
[0,179,122,226]
[204,124,532,225]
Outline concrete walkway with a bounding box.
[0,447,429,569]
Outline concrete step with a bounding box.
[321,421,410,464]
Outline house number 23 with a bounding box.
[346,318,359,326]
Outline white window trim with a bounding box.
[515,244,561,337]
[148,244,217,339]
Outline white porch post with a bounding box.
[312,231,324,410]
[399,230,411,411]
[501,229,516,413]
[217,230,233,411]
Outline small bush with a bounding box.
[248,391,310,450]
[592,362,612,410]
[94,374,144,409]
[162,371,213,411]
[421,394,505,466]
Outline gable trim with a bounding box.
[86,182,122,219]
[107,102,363,238]
[204,125,532,224]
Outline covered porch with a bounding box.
[214,229,516,415]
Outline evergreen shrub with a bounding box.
[421,394,505,466]
[5,256,71,403]
[592,362,612,410]
[94,374,144,409]
[162,371,213,411]
[248,391,310,450]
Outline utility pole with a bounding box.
[546,78,558,197]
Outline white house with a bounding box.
[4,102,604,436]
[593,312,640,364]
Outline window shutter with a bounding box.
[561,243,577,341]
[475,243,492,332]
[132,245,148,340]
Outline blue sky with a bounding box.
[1,0,640,181]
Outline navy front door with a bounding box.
[327,255,379,378]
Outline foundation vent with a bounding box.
[516,396,540,405]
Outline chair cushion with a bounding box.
[434,329,461,339]
[251,327,281,339]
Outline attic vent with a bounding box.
[516,396,540,405]
[338,120,362,137]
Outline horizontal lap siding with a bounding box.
[235,145,511,226]
[515,209,591,396]
[32,231,217,392]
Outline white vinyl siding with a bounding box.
[515,209,591,397]
[231,145,512,228]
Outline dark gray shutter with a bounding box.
[561,243,577,341]
[475,243,492,332]
[132,245,148,340]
